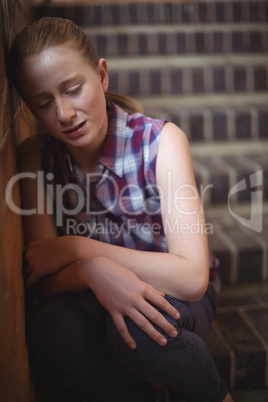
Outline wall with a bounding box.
[0,1,35,401]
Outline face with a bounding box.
[18,45,109,154]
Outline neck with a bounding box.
[66,137,106,174]
[66,112,109,174]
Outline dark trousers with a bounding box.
[27,285,228,402]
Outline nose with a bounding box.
[56,98,76,124]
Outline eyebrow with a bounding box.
[59,75,83,90]
[29,74,83,100]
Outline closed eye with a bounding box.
[38,99,53,110]
[66,85,82,96]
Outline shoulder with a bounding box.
[156,122,194,182]
[127,112,166,154]
[160,122,189,145]
[158,122,191,160]
[110,101,165,142]
[128,111,165,132]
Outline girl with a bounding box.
[8,17,232,402]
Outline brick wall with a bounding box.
[0,1,35,401]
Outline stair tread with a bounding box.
[207,215,268,286]
[106,53,268,70]
[143,101,268,142]
[105,58,268,101]
[84,23,268,58]
[139,93,268,110]
[193,152,267,205]
[84,22,268,34]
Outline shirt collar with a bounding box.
[55,101,129,178]
[97,101,129,178]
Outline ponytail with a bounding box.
[105,92,143,115]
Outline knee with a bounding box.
[106,317,189,378]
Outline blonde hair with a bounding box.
[8,16,142,114]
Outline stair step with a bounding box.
[206,282,268,392]
[105,56,268,98]
[192,150,268,208]
[83,24,268,58]
[33,1,268,26]
[208,215,268,285]
[204,159,267,287]
[144,103,268,142]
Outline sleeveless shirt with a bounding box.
[41,101,219,289]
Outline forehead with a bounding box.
[19,46,96,97]
[23,45,89,73]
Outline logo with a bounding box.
[228,170,263,233]
[5,169,264,233]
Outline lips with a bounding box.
[63,121,86,135]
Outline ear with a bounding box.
[98,58,109,92]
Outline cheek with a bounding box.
[81,91,106,118]
[83,81,106,107]
[33,111,55,131]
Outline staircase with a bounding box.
[33,1,268,400]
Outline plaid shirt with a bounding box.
[42,102,166,251]
[41,101,219,286]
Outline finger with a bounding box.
[137,301,178,340]
[147,291,180,320]
[111,313,137,350]
[128,308,168,347]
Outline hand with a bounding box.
[87,256,180,349]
